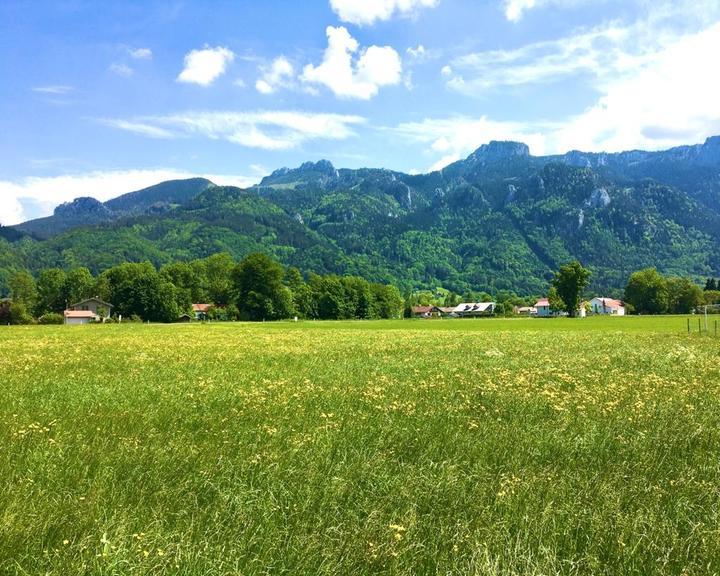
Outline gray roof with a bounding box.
[70,297,114,309]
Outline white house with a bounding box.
[451,302,496,317]
[590,297,626,316]
[535,298,587,317]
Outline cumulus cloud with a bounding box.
[101,110,366,150]
[330,0,439,25]
[255,56,295,94]
[0,169,259,226]
[129,47,153,60]
[503,0,538,22]
[177,46,235,86]
[301,26,402,99]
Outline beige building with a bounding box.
[64,297,113,324]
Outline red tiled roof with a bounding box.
[535,298,550,307]
[412,306,433,314]
[192,303,212,312]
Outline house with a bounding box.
[192,303,212,320]
[411,305,443,318]
[451,302,496,318]
[68,297,113,319]
[535,298,554,317]
[514,306,537,315]
[64,310,100,325]
[535,298,587,317]
[177,313,192,323]
[590,297,626,316]
[64,297,113,324]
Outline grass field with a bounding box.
[1,317,719,574]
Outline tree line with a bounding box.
[0,252,404,324]
[626,269,719,314]
[543,262,717,317]
[1,253,717,325]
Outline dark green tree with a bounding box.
[705,278,718,291]
[232,253,293,321]
[9,270,37,309]
[370,283,404,319]
[547,286,565,313]
[98,262,185,322]
[204,253,235,306]
[551,261,591,317]
[624,268,669,314]
[63,267,95,306]
[667,277,704,314]
[35,268,67,314]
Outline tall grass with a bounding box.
[1,319,719,574]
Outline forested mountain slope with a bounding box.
[2,138,719,296]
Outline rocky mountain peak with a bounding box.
[468,141,530,164]
[299,159,336,175]
[54,197,113,218]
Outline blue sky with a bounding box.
[2,0,720,224]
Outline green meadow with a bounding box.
[1,317,719,575]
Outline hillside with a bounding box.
[14,178,215,239]
[2,138,720,296]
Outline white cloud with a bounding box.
[255,56,295,94]
[110,63,134,77]
[440,65,452,76]
[550,21,720,153]
[394,115,550,171]
[330,0,438,25]
[102,110,366,150]
[97,119,177,139]
[0,170,259,226]
[177,46,235,86]
[446,24,644,92]
[395,18,720,170]
[31,85,74,94]
[129,47,153,60]
[447,1,720,94]
[301,26,402,99]
[502,0,603,22]
[503,0,538,22]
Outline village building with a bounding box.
[192,303,212,320]
[451,302,496,317]
[64,297,113,324]
[535,298,587,317]
[411,305,444,318]
[64,310,101,325]
[534,298,554,317]
[514,306,537,315]
[590,297,626,316]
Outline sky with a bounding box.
[2,0,720,225]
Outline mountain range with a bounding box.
[2,136,720,296]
